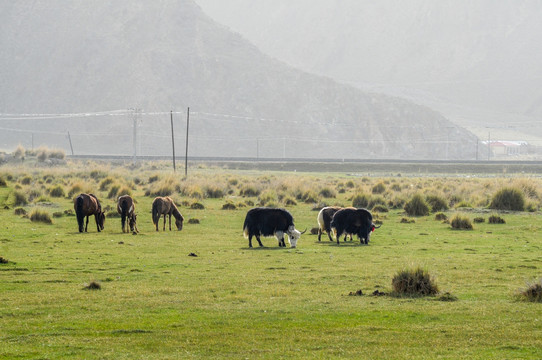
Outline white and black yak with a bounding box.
[330,208,381,245]
[243,207,306,248]
[317,206,352,242]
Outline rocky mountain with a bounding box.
[0,0,480,159]
[196,0,542,144]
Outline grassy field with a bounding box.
[0,160,541,359]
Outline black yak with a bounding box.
[243,207,305,248]
[330,208,380,245]
[317,206,352,242]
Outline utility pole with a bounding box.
[132,108,141,165]
[185,107,190,178]
[487,131,491,161]
[170,111,176,172]
[67,131,74,155]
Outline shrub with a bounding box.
[473,217,485,223]
[9,190,28,206]
[99,177,116,191]
[426,195,449,212]
[205,185,225,199]
[83,281,101,290]
[29,208,53,224]
[450,214,473,230]
[188,218,200,224]
[404,194,430,216]
[48,148,66,160]
[372,205,389,213]
[372,182,386,194]
[116,186,132,198]
[319,187,336,198]
[240,185,260,197]
[20,175,32,185]
[345,180,355,188]
[13,144,25,159]
[36,148,48,162]
[190,202,205,210]
[89,169,108,181]
[434,212,448,221]
[283,197,297,206]
[108,184,121,199]
[301,190,318,204]
[14,207,27,216]
[518,280,542,303]
[258,190,277,206]
[49,185,65,198]
[391,267,439,296]
[490,187,525,211]
[488,214,506,224]
[67,183,84,198]
[455,201,472,208]
[148,174,160,183]
[352,194,370,208]
[400,217,415,224]
[0,175,7,187]
[52,212,63,218]
[222,201,237,210]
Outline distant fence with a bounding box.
[1,109,541,161]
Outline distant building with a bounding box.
[483,141,528,156]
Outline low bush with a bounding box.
[400,217,415,224]
[352,194,370,208]
[434,212,448,221]
[240,185,260,197]
[426,195,449,212]
[99,177,116,191]
[450,214,473,230]
[9,190,28,206]
[391,267,439,297]
[517,279,542,303]
[319,187,336,198]
[0,176,7,187]
[488,214,506,224]
[188,218,200,224]
[205,185,225,199]
[404,194,430,216]
[49,184,65,198]
[372,205,389,213]
[190,202,205,210]
[108,184,121,199]
[29,208,53,224]
[14,207,27,216]
[489,187,525,211]
[222,201,237,210]
[473,217,485,223]
[372,182,386,194]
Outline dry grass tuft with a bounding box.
[518,280,542,303]
[83,281,102,291]
[392,267,439,297]
[450,214,473,230]
[488,214,506,224]
[29,208,53,224]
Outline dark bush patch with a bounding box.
[190,202,205,210]
[283,197,297,206]
[49,185,65,198]
[64,209,75,216]
[319,187,336,198]
[352,194,370,208]
[222,202,237,210]
[348,289,363,296]
[400,217,415,224]
[29,208,53,224]
[434,212,448,221]
[14,207,27,216]
[518,280,542,303]
[372,182,386,194]
[188,218,200,224]
[310,227,319,235]
[0,256,9,264]
[240,185,260,197]
[83,281,102,290]
[392,267,439,297]
[426,195,449,212]
[488,214,506,224]
[450,214,473,230]
[0,176,7,187]
[404,194,430,216]
[372,205,389,213]
[9,190,28,206]
[52,212,63,218]
[490,187,525,211]
[437,292,458,302]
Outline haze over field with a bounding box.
[197,0,542,147]
[2,1,539,159]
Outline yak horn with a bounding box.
[373,223,382,229]
[300,228,307,234]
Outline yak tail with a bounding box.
[76,196,84,232]
[152,201,160,226]
[242,217,249,238]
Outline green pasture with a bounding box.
[0,163,541,359]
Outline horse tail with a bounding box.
[120,199,128,232]
[75,196,84,233]
[152,199,160,226]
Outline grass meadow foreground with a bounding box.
[0,160,541,359]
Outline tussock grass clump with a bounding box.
[434,212,448,221]
[67,183,84,198]
[372,205,389,213]
[490,187,525,211]
[0,256,9,264]
[99,177,116,191]
[319,187,336,198]
[518,280,542,303]
[222,201,237,210]
[426,195,449,212]
[83,281,102,290]
[20,175,32,185]
[352,194,370,208]
[392,267,439,297]
[49,184,65,198]
[283,197,297,206]
[372,182,386,194]
[0,175,7,187]
[108,184,121,199]
[450,214,473,230]
[488,214,506,224]
[52,211,64,218]
[240,184,260,197]
[258,190,277,206]
[404,194,430,216]
[29,208,53,224]
[204,185,225,199]
[13,144,25,159]
[187,218,200,224]
[9,190,28,206]
[190,202,205,210]
[14,207,27,216]
[146,176,180,197]
[473,217,485,223]
[116,186,132,198]
[437,292,458,302]
[400,217,415,224]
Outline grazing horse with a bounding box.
[74,193,105,233]
[152,196,184,231]
[117,195,139,233]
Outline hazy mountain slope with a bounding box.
[196,0,542,142]
[0,0,478,159]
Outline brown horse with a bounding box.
[117,195,139,233]
[152,196,184,231]
[74,193,105,233]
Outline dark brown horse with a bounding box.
[152,196,183,231]
[117,195,138,233]
[74,193,105,233]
